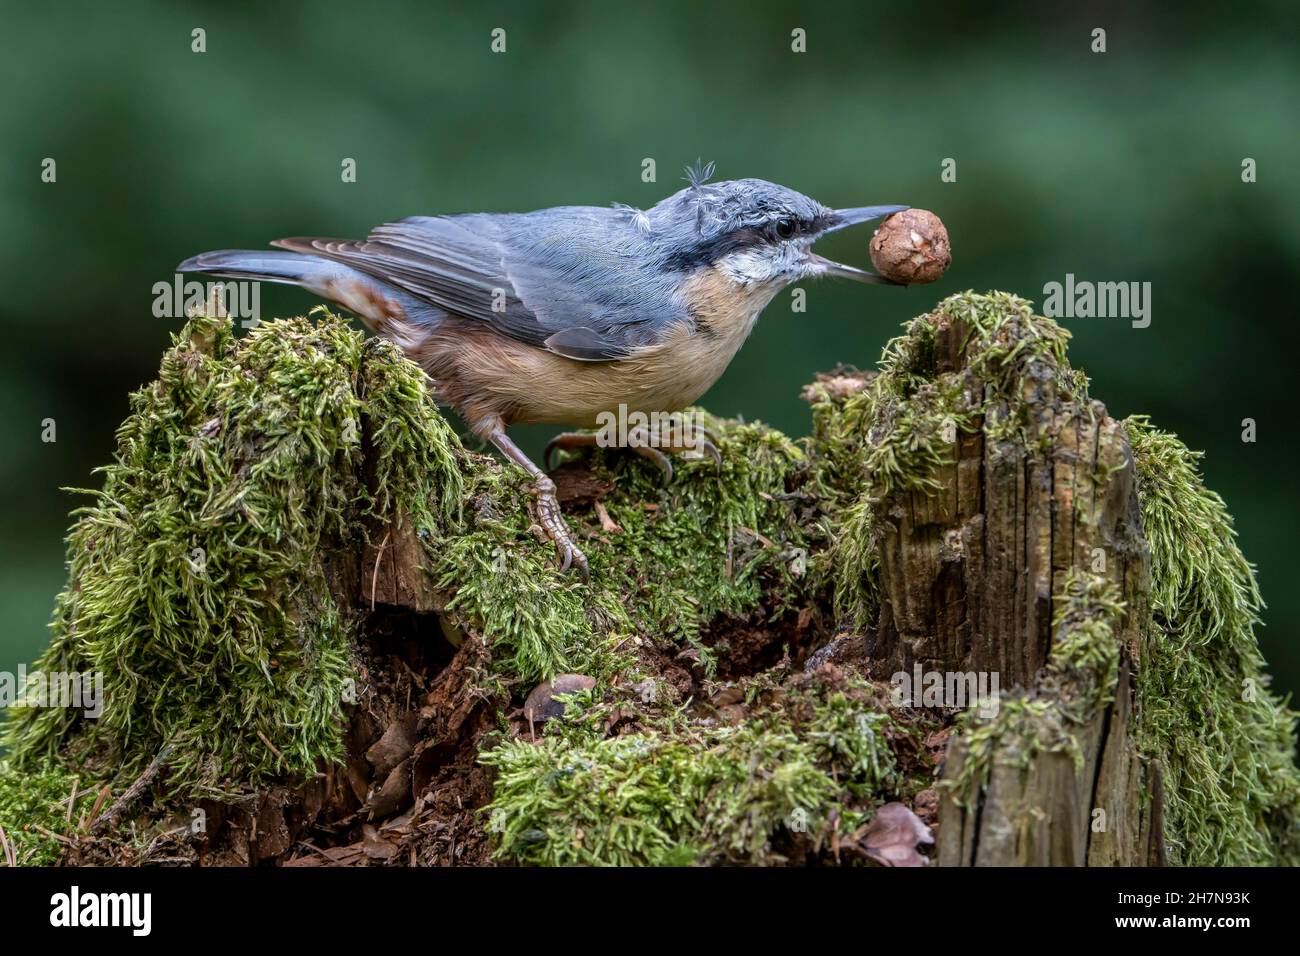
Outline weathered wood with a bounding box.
[860,308,1161,866]
[361,511,441,613]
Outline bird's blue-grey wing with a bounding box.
[272,209,680,361]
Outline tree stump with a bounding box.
[856,307,1162,865]
[6,294,1295,868]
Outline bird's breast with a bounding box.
[415,266,780,429]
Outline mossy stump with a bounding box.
[796,301,1156,865]
[866,305,1157,864]
[1,292,1296,867]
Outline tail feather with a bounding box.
[176,249,332,288]
[178,247,446,339]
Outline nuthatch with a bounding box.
[179,164,908,575]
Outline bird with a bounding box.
[178,163,908,577]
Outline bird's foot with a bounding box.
[532,473,589,579]
[545,425,722,485]
[626,424,722,484]
[481,415,589,579]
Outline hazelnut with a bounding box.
[869,209,951,284]
[523,673,596,725]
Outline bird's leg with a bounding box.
[482,417,588,578]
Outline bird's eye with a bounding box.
[774,217,796,240]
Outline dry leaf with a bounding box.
[862,801,934,867]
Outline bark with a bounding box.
[862,311,1162,865]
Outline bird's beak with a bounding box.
[808,204,910,285]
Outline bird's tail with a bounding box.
[177,248,444,341]
[176,249,336,292]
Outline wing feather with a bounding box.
[273,209,680,361]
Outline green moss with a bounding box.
[480,671,916,866]
[805,290,1088,631]
[1,292,1295,869]
[1048,569,1124,714]
[948,697,1079,811]
[0,763,92,865]
[442,413,812,684]
[1125,417,1300,866]
[2,312,464,797]
[0,309,819,814]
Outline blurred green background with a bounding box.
[1,1,1297,702]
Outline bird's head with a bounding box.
[647,164,907,289]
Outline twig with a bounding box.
[82,784,111,832]
[257,729,285,763]
[31,824,74,847]
[91,742,174,834]
[0,824,15,868]
[295,840,334,861]
[594,500,622,533]
[737,525,776,549]
[370,528,392,610]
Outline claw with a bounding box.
[541,422,722,496]
[699,439,723,471]
[552,533,589,580]
[533,479,588,579]
[632,444,674,484]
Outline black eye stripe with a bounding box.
[663,213,818,272]
[662,226,766,271]
[809,212,835,233]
